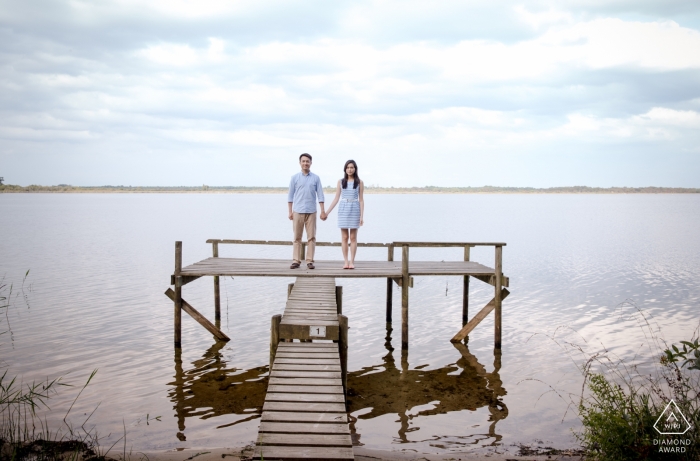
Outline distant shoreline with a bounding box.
[1,185,699,194]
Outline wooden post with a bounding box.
[335,286,343,314]
[270,314,281,371]
[287,283,294,299]
[401,244,409,350]
[494,245,503,349]
[463,245,470,327]
[386,245,394,324]
[174,241,182,349]
[338,314,348,396]
[212,241,220,321]
[300,243,306,261]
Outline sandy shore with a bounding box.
[141,446,584,461]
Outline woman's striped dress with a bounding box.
[337,181,360,229]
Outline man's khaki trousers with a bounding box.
[292,212,316,263]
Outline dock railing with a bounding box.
[205,239,507,349]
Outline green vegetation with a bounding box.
[575,336,700,460]
[0,275,128,461]
[1,184,699,194]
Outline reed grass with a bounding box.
[0,273,138,461]
[561,302,699,460]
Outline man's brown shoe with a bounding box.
[307,262,315,269]
[290,262,300,269]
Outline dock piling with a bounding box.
[401,244,409,350]
[270,314,281,371]
[463,245,471,327]
[386,244,394,324]
[494,245,503,349]
[212,241,220,321]
[174,241,182,349]
[339,314,348,395]
[336,286,343,314]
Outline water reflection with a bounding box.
[168,328,507,446]
[169,341,267,439]
[347,326,507,446]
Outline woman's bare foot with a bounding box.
[343,262,349,269]
[348,262,355,269]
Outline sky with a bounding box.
[1,0,700,188]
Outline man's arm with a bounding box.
[288,175,295,220]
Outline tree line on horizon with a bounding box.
[1,184,699,193]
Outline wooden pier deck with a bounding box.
[180,257,498,278]
[170,239,509,351]
[255,277,353,461]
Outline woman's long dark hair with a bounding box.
[341,160,359,189]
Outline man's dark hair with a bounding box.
[299,153,312,161]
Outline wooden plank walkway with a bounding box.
[181,257,497,278]
[254,278,353,461]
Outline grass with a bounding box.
[570,304,700,460]
[0,273,140,461]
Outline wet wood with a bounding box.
[252,446,354,460]
[463,245,470,326]
[450,287,510,343]
[263,402,347,413]
[258,422,349,434]
[164,288,230,341]
[495,245,503,349]
[267,384,344,394]
[212,241,220,321]
[174,241,182,349]
[270,314,281,370]
[335,286,342,314]
[273,364,342,372]
[257,433,352,447]
[261,411,347,423]
[386,244,393,323]
[265,393,345,403]
[401,245,409,350]
[268,377,342,386]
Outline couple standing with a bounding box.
[287,153,364,270]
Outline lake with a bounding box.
[1,193,699,455]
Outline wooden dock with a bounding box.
[169,239,509,351]
[255,277,353,461]
[166,239,510,460]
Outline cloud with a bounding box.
[1,0,699,187]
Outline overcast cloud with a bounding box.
[1,0,699,187]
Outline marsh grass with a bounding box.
[0,274,140,461]
[535,301,699,460]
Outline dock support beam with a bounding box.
[212,241,220,321]
[494,245,503,349]
[174,241,182,349]
[270,314,281,371]
[386,245,394,324]
[401,244,409,350]
[338,314,348,395]
[336,286,343,314]
[463,245,471,327]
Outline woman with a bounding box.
[324,160,364,269]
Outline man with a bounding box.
[288,153,325,269]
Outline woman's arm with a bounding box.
[324,180,342,215]
[359,180,364,226]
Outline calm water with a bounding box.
[1,193,699,455]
